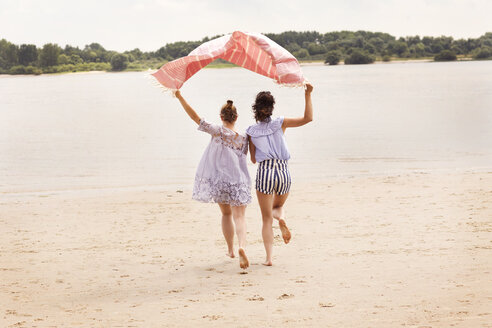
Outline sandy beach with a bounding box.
[1,170,491,327]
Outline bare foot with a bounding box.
[226,251,235,258]
[238,248,249,269]
[262,260,273,266]
[278,219,291,244]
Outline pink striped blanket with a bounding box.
[151,31,305,90]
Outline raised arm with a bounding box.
[282,83,313,130]
[175,90,200,125]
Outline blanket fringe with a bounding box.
[274,78,309,89]
[146,72,177,97]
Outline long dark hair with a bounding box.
[252,91,275,122]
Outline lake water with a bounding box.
[1,61,492,193]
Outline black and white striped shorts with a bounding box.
[255,159,291,195]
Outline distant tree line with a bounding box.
[1,31,491,74]
[264,31,492,64]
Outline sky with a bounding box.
[1,0,491,52]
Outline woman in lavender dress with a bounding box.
[175,91,251,269]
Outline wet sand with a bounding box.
[1,171,491,327]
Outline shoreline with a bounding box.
[0,57,483,77]
[2,166,491,196]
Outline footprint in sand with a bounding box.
[277,293,294,300]
[202,315,222,320]
[168,289,183,293]
[248,295,264,301]
[319,302,335,308]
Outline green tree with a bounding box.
[414,43,426,57]
[58,54,70,65]
[70,54,83,64]
[325,41,339,51]
[165,41,200,59]
[479,32,492,47]
[434,50,457,61]
[354,36,365,48]
[473,47,492,59]
[0,41,19,68]
[307,42,326,55]
[405,35,421,47]
[9,65,42,74]
[452,39,467,55]
[324,51,341,65]
[285,42,301,53]
[40,43,61,67]
[293,48,309,58]
[64,45,82,56]
[344,49,375,64]
[363,43,376,54]
[368,37,384,50]
[110,53,128,71]
[82,50,98,62]
[18,44,37,66]
[86,43,105,52]
[84,43,109,62]
[388,41,408,57]
[430,43,443,54]
[155,46,168,60]
[126,48,143,61]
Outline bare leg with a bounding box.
[232,205,249,269]
[272,193,291,244]
[218,203,234,258]
[256,190,274,266]
[231,205,247,249]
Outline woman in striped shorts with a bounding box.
[246,83,314,266]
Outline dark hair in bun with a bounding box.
[252,91,275,122]
[220,100,238,123]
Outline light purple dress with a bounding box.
[193,119,252,206]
